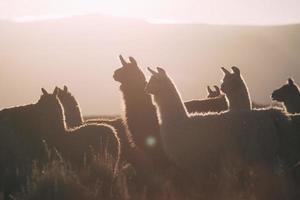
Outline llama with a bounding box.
[0,88,120,199]
[220,66,252,111]
[184,85,228,113]
[220,66,270,110]
[146,67,297,199]
[56,84,150,187]
[272,78,300,114]
[37,88,120,172]
[57,86,84,128]
[272,79,300,192]
[112,55,169,170]
[0,102,48,199]
[56,86,133,166]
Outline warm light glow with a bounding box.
[1,0,300,25]
[146,18,190,24]
[1,0,300,116]
[14,14,80,23]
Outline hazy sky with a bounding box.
[1,0,300,24]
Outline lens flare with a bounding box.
[146,136,156,147]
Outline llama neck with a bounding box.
[121,82,149,111]
[120,82,158,124]
[154,83,188,125]
[284,94,300,114]
[65,105,83,127]
[227,85,252,111]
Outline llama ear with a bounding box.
[221,67,230,75]
[148,67,157,75]
[129,57,137,66]
[53,87,59,96]
[231,66,240,75]
[63,85,68,92]
[157,67,166,75]
[41,88,48,95]
[214,85,220,94]
[119,55,127,66]
[207,86,213,94]
[288,78,294,85]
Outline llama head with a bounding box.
[220,66,244,95]
[272,78,300,102]
[113,55,146,86]
[207,85,221,98]
[145,67,168,95]
[57,85,79,111]
[37,87,65,130]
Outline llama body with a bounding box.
[146,67,296,199]
[86,117,135,165]
[0,101,49,199]
[146,68,282,170]
[184,95,228,113]
[272,78,300,114]
[56,85,135,168]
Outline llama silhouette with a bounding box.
[57,83,157,194]
[38,88,120,171]
[146,66,297,200]
[0,88,120,199]
[184,85,228,113]
[112,55,174,195]
[272,78,300,114]
[56,85,133,169]
[221,66,252,111]
[113,55,169,167]
[0,95,48,199]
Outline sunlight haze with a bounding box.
[1,0,300,25]
[0,1,300,115]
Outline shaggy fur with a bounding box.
[184,85,228,113]
[113,55,168,170]
[57,86,84,128]
[272,78,300,114]
[146,67,297,199]
[221,66,252,111]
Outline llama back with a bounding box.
[86,117,134,164]
[184,95,228,113]
[62,123,120,173]
[161,109,289,175]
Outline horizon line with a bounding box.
[3,13,300,26]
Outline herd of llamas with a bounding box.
[1,55,300,200]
